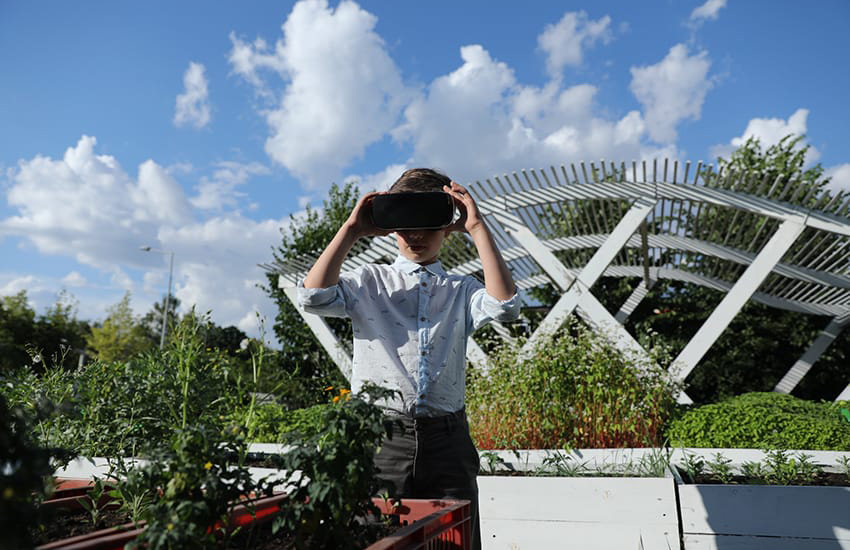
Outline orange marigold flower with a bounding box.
[339,389,351,396]
[324,386,334,391]
[333,396,340,403]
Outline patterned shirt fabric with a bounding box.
[297,255,520,417]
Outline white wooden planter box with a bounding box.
[679,484,850,549]
[478,476,680,550]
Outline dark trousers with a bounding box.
[374,409,482,550]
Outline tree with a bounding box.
[263,182,358,407]
[0,290,90,372]
[86,292,153,363]
[140,294,181,346]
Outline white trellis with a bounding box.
[263,160,850,402]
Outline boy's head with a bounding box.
[386,168,453,265]
[389,168,452,194]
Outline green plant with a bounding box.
[761,449,824,485]
[125,424,269,550]
[665,392,850,450]
[705,453,734,484]
[269,383,397,549]
[480,451,507,475]
[836,455,850,477]
[0,393,74,550]
[740,461,766,483]
[633,446,673,478]
[107,459,153,525]
[468,318,681,450]
[77,476,112,528]
[679,451,706,483]
[537,451,587,477]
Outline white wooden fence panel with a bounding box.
[478,477,679,550]
[684,534,849,549]
[679,484,850,544]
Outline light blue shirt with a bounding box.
[297,255,520,416]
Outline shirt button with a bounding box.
[419,393,425,399]
[421,350,427,356]
[420,282,427,287]
[420,316,426,321]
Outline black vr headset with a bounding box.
[371,192,455,230]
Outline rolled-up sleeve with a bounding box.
[469,286,521,332]
[296,281,349,318]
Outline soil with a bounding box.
[31,505,132,546]
[684,471,850,486]
[33,505,401,549]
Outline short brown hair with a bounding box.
[389,168,451,193]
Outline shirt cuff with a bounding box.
[296,279,340,307]
[481,291,521,322]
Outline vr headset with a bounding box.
[371,192,455,230]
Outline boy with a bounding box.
[298,168,519,549]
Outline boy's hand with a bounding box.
[443,182,484,234]
[346,191,392,239]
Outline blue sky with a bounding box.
[2,0,849,339]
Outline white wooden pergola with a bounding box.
[265,159,850,403]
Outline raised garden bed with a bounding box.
[36,478,471,550]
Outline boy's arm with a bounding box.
[443,182,516,301]
[303,191,389,289]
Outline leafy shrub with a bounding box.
[234,401,330,443]
[0,393,74,549]
[126,424,271,550]
[269,384,397,549]
[665,392,850,450]
[467,319,682,449]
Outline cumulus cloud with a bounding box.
[710,108,820,163]
[538,11,612,78]
[61,271,87,287]
[191,161,269,211]
[824,163,850,194]
[394,43,673,184]
[0,135,285,338]
[690,0,727,24]
[228,0,411,188]
[174,62,212,129]
[629,44,713,144]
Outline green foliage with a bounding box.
[269,384,396,549]
[1,314,245,458]
[467,318,682,449]
[86,292,153,363]
[263,182,358,408]
[665,392,850,450]
[0,393,74,550]
[0,290,90,373]
[233,402,331,443]
[125,424,268,550]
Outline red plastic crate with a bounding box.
[366,498,472,550]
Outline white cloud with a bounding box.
[538,11,612,78]
[174,62,212,129]
[1,275,36,296]
[228,0,411,188]
[191,161,269,211]
[0,135,285,338]
[824,164,850,194]
[629,44,713,144]
[61,271,87,287]
[394,43,674,184]
[350,163,408,192]
[710,108,820,163]
[690,0,727,24]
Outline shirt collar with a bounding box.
[391,255,447,277]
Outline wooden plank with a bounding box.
[679,484,850,540]
[684,534,850,549]
[479,477,679,550]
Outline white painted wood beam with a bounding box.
[521,198,657,353]
[672,218,807,381]
[615,277,656,323]
[774,312,850,394]
[282,287,353,381]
